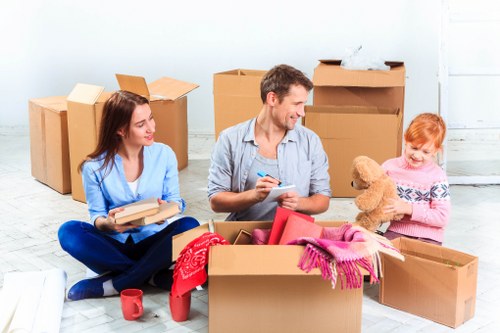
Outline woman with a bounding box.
[58,90,199,300]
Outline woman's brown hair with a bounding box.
[78,90,149,175]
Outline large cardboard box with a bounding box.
[29,96,71,194]
[213,69,267,139]
[173,221,364,333]
[116,74,199,170]
[379,238,478,328]
[304,105,402,197]
[308,60,405,198]
[66,84,112,202]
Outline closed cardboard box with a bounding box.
[213,69,267,139]
[379,237,478,328]
[173,221,364,333]
[29,96,71,194]
[116,74,199,171]
[308,60,406,198]
[304,105,402,197]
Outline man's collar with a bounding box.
[244,117,299,144]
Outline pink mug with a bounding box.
[120,289,144,320]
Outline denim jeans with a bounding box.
[58,217,199,291]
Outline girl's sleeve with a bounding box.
[411,181,451,227]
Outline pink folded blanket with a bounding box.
[289,224,403,289]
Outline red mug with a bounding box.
[169,291,191,322]
[120,289,144,320]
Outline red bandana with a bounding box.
[171,232,229,297]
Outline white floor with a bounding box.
[1,131,499,332]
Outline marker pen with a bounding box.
[257,171,282,186]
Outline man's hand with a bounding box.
[254,176,280,202]
[278,191,300,211]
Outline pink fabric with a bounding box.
[251,228,270,245]
[290,224,403,289]
[171,232,229,297]
[382,156,451,242]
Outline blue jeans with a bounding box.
[58,217,199,291]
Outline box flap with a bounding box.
[67,84,105,105]
[172,223,210,260]
[313,60,405,88]
[29,96,67,113]
[172,220,347,261]
[395,237,477,267]
[319,59,404,67]
[147,77,199,101]
[304,105,400,139]
[209,245,316,276]
[115,74,150,98]
[214,68,268,77]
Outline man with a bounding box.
[208,64,331,221]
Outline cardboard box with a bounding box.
[379,238,478,328]
[66,84,111,202]
[173,221,364,333]
[29,96,71,194]
[116,74,199,170]
[308,60,406,198]
[304,105,402,197]
[213,69,267,139]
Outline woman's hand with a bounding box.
[155,198,168,225]
[96,207,138,233]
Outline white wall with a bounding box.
[0,0,440,133]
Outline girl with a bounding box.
[58,90,199,300]
[382,113,450,245]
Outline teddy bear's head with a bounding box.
[351,155,385,190]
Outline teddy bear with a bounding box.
[351,155,403,232]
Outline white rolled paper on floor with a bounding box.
[0,269,67,333]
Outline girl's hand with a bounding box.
[384,198,413,216]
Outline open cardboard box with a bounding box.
[379,237,478,328]
[66,84,112,202]
[173,221,364,333]
[116,74,199,171]
[213,69,267,139]
[307,60,405,198]
[304,105,402,197]
[29,96,71,194]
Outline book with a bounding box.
[114,198,159,224]
[114,198,181,226]
[279,214,323,245]
[262,184,297,203]
[267,206,314,245]
[139,201,181,226]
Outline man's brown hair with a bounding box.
[260,64,313,103]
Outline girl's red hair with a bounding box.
[404,113,446,149]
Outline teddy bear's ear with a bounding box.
[352,156,383,183]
